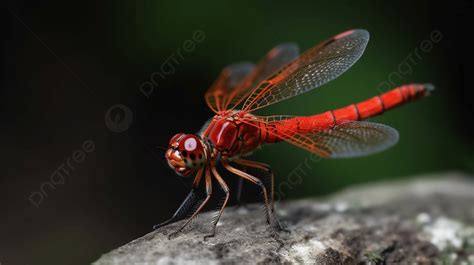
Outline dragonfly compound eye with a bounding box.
[178,134,206,165]
[165,134,205,177]
[168,133,185,148]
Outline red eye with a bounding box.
[178,135,204,159]
[183,137,198,152]
[178,135,198,151]
[169,133,185,148]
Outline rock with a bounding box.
[93,172,474,265]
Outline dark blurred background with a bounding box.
[1,1,473,264]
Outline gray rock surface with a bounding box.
[93,172,474,264]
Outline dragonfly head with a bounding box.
[165,133,206,176]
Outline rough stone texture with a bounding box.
[94,172,474,265]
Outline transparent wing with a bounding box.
[242,29,370,112]
[204,62,255,113]
[243,116,399,158]
[224,43,299,111]
[204,44,299,113]
[306,121,399,158]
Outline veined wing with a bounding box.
[205,62,255,113]
[243,115,399,158]
[242,29,370,112]
[204,44,299,113]
[224,43,299,111]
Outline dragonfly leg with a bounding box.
[235,170,246,207]
[168,167,212,239]
[152,188,198,230]
[153,168,204,230]
[204,164,230,240]
[233,159,287,232]
[221,160,272,226]
[233,159,275,212]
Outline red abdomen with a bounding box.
[267,84,433,141]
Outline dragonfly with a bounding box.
[153,29,433,239]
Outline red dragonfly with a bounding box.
[154,29,433,238]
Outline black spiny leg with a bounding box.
[153,168,204,230]
[167,167,213,239]
[235,175,244,206]
[153,188,199,230]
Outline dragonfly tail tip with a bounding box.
[423,83,435,96]
[424,83,435,91]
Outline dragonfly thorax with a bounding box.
[203,111,261,157]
